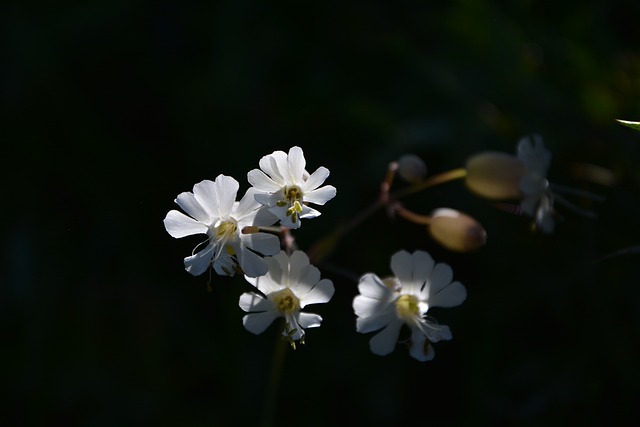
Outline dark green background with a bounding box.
[3,1,640,426]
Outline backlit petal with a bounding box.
[369,321,403,356]
[164,210,208,238]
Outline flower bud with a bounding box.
[397,154,428,183]
[465,151,524,200]
[428,208,487,252]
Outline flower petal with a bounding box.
[164,210,208,238]
[235,245,269,278]
[357,273,392,300]
[242,312,279,335]
[287,250,311,285]
[259,151,287,183]
[355,306,396,333]
[239,292,272,312]
[192,180,219,218]
[234,187,261,220]
[212,175,240,218]
[411,250,434,290]
[429,281,467,308]
[297,312,322,329]
[212,252,236,276]
[287,146,306,183]
[303,166,330,191]
[183,246,214,276]
[175,192,210,223]
[299,278,334,307]
[304,185,337,206]
[240,232,280,256]
[409,330,435,362]
[248,169,282,192]
[425,262,453,295]
[369,321,403,356]
[390,250,413,289]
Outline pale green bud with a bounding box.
[428,208,487,253]
[465,151,524,200]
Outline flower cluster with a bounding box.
[164,147,337,346]
[163,145,470,360]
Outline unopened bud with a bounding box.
[465,151,524,200]
[398,154,428,183]
[428,208,487,252]
[241,226,260,234]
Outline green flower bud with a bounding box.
[398,154,428,183]
[465,151,524,200]
[428,208,487,252]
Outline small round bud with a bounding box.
[397,154,428,183]
[465,151,524,200]
[428,208,487,252]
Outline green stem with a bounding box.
[260,329,287,427]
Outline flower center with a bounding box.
[215,220,238,240]
[395,294,420,321]
[276,185,304,223]
[271,288,300,314]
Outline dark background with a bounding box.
[3,1,640,426]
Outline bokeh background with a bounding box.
[3,0,640,426]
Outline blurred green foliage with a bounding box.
[3,0,640,426]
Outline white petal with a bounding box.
[299,278,334,307]
[251,206,279,227]
[409,330,435,362]
[429,281,467,308]
[259,151,287,182]
[390,250,413,289]
[298,205,321,219]
[303,166,330,191]
[287,250,310,284]
[235,245,269,278]
[255,255,285,294]
[212,252,236,276]
[411,250,434,290]
[247,169,282,192]
[183,246,214,276]
[271,151,291,184]
[164,210,208,238]
[369,321,403,356]
[242,312,279,335]
[287,146,306,183]
[292,264,320,297]
[304,185,336,206]
[234,187,261,220]
[212,175,240,217]
[175,192,210,223]
[425,262,454,295]
[357,273,391,299]
[240,232,280,256]
[239,292,272,312]
[192,180,219,218]
[355,308,396,333]
[297,312,322,329]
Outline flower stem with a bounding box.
[260,329,287,427]
[308,167,467,264]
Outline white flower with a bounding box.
[352,250,466,361]
[239,250,334,347]
[517,134,555,233]
[163,174,280,278]
[247,146,337,229]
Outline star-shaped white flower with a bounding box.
[517,134,555,233]
[247,146,337,229]
[239,250,334,347]
[163,174,280,278]
[353,250,466,361]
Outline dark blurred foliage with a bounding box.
[2,0,640,426]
